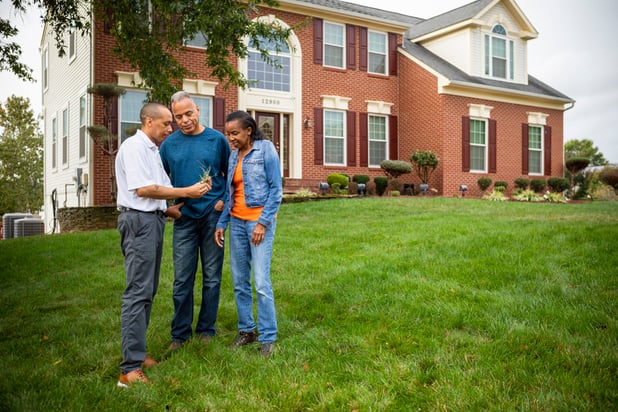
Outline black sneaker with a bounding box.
[260,342,275,357]
[230,331,257,347]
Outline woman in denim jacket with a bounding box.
[215,111,282,357]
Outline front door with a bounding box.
[255,112,289,177]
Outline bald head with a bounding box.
[140,102,170,125]
[139,102,173,145]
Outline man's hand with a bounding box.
[185,181,211,198]
[165,202,184,220]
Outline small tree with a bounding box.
[379,160,412,179]
[87,83,126,203]
[477,177,492,193]
[409,150,439,185]
[565,157,590,195]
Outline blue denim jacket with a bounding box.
[216,139,282,229]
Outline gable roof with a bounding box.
[401,39,573,103]
[407,0,537,42]
[283,0,423,27]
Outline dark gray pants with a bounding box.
[118,211,165,374]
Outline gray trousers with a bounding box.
[118,211,165,373]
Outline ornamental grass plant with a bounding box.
[1,198,616,411]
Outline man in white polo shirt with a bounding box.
[115,102,211,387]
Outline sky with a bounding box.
[1,0,617,162]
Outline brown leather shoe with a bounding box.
[142,354,158,368]
[230,331,258,347]
[167,340,184,352]
[117,369,150,388]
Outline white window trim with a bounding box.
[68,28,77,63]
[323,109,346,167]
[368,114,388,167]
[469,117,488,173]
[42,46,49,93]
[78,93,87,161]
[483,24,514,81]
[323,21,345,69]
[367,30,388,75]
[51,116,57,171]
[528,124,544,176]
[61,106,69,168]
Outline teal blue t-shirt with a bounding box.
[159,127,230,219]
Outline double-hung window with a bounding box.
[248,36,291,92]
[120,90,147,142]
[323,110,345,165]
[323,22,344,69]
[51,117,57,169]
[484,24,514,80]
[62,108,68,166]
[79,95,87,159]
[368,31,387,75]
[528,125,543,175]
[368,115,387,166]
[185,31,208,48]
[192,96,212,127]
[470,119,487,172]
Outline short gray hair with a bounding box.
[170,91,193,106]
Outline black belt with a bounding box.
[117,206,166,217]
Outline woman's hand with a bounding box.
[252,223,266,246]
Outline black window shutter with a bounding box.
[359,27,368,72]
[544,126,552,175]
[488,119,497,173]
[313,18,323,65]
[346,25,356,70]
[314,108,323,165]
[521,123,529,175]
[213,97,225,133]
[462,116,470,172]
[388,32,397,76]
[389,115,398,160]
[347,111,356,166]
[359,112,368,167]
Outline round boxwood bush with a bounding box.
[494,181,508,190]
[477,177,492,192]
[599,167,618,191]
[547,177,570,192]
[374,176,388,196]
[327,173,349,189]
[530,178,547,193]
[380,160,412,178]
[352,174,370,184]
[514,177,530,190]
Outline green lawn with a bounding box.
[1,197,616,411]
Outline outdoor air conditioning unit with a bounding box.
[2,213,33,240]
[14,218,45,238]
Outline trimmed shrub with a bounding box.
[477,177,492,192]
[514,178,530,190]
[352,174,370,184]
[380,160,412,179]
[366,181,376,196]
[374,177,388,196]
[494,181,508,190]
[327,173,349,189]
[599,167,618,191]
[530,178,547,193]
[547,177,570,192]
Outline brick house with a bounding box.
[41,0,573,232]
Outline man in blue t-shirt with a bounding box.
[159,91,231,350]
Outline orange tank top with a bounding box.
[231,158,263,221]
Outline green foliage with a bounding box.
[0,96,44,214]
[0,7,35,81]
[512,189,543,202]
[483,189,508,201]
[374,176,388,196]
[564,139,608,166]
[477,177,492,192]
[514,177,530,190]
[494,181,508,190]
[390,190,400,196]
[530,178,547,193]
[598,167,618,191]
[547,177,570,192]
[544,192,568,203]
[565,157,590,176]
[1,199,617,410]
[326,173,348,189]
[352,174,370,184]
[379,159,412,179]
[409,150,439,184]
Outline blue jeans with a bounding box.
[171,209,224,342]
[229,216,277,343]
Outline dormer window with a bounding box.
[484,24,514,80]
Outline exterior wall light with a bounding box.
[304,117,312,129]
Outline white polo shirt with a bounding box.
[115,129,171,212]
